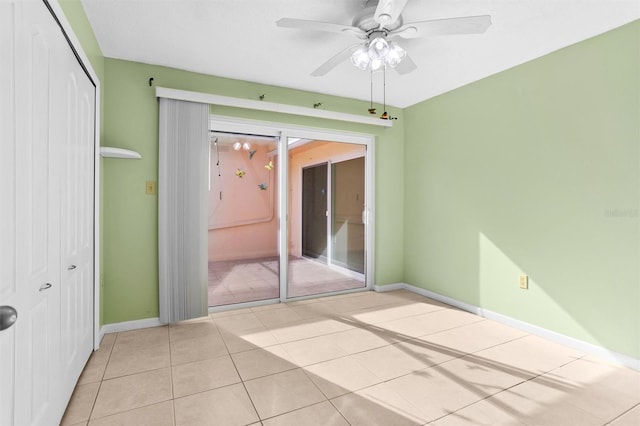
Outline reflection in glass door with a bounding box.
[288,139,367,298]
[302,164,328,261]
[331,157,365,274]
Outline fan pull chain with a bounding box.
[368,69,376,114]
[380,66,389,120]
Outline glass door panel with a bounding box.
[207,133,280,307]
[288,139,366,298]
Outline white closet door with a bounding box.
[0,2,19,424]
[58,29,95,395]
[12,0,64,423]
[0,0,95,424]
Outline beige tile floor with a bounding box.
[63,290,640,426]
[208,257,365,306]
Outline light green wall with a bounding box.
[57,0,104,82]
[101,59,405,324]
[403,21,640,358]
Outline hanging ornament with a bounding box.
[235,169,246,178]
[264,160,274,171]
[258,183,268,190]
[212,137,221,177]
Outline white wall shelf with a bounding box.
[100,147,142,159]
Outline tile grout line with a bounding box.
[425,352,590,425]
[223,331,263,423]
[326,398,354,426]
[208,316,258,415]
[88,329,176,423]
[605,402,640,425]
[166,325,177,426]
[86,332,118,424]
[220,305,355,422]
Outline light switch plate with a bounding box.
[146,181,156,195]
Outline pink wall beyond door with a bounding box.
[208,136,278,262]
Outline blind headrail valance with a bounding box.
[155,87,393,128]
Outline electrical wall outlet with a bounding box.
[519,275,529,290]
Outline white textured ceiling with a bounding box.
[82,0,639,108]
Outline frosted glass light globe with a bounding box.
[351,45,371,70]
[368,36,389,61]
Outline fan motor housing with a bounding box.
[353,3,404,32]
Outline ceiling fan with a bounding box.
[276,0,492,76]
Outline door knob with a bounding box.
[0,305,18,331]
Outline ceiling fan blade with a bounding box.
[311,44,361,77]
[393,54,417,75]
[374,0,409,26]
[277,18,365,38]
[392,15,492,39]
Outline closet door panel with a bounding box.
[59,38,95,390]
[12,1,64,423]
[1,1,95,423]
[60,67,81,379]
[0,2,18,425]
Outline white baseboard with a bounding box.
[373,282,406,292]
[374,282,640,371]
[101,317,164,335]
[95,327,106,350]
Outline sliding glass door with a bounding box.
[208,118,374,309]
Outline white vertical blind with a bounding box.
[158,98,209,323]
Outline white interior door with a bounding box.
[58,23,96,393]
[0,1,95,424]
[10,1,63,423]
[0,2,19,424]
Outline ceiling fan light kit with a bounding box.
[386,42,407,67]
[351,33,408,72]
[276,0,491,116]
[368,36,388,61]
[277,0,491,76]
